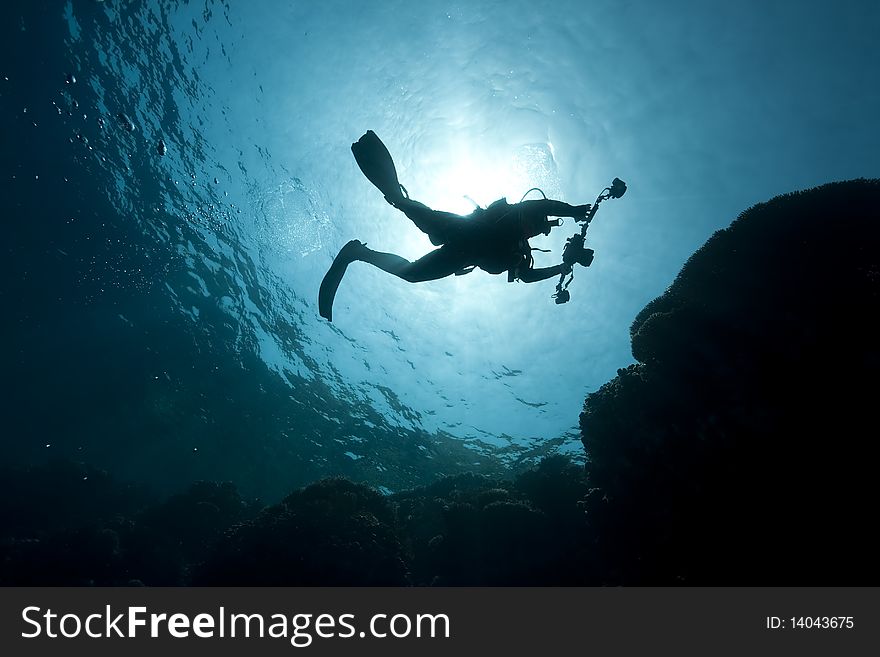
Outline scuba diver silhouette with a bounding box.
[318,131,608,321]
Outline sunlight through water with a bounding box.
[23,0,878,494]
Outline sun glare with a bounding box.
[418,140,562,215]
[389,138,566,325]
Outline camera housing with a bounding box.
[562,233,595,268]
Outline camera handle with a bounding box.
[553,178,627,304]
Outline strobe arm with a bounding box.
[553,178,627,304]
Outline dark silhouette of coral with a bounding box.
[0,467,256,585]
[580,179,880,583]
[395,473,553,585]
[194,478,409,585]
[0,459,591,586]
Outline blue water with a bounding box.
[3,0,878,499]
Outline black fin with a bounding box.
[351,131,404,203]
[318,259,348,322]
[318,240,365,321]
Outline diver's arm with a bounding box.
[517,263,571,283]
[520,199,591,218]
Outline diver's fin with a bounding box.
[351,131,406,204]
[318,264,345,322]
[318,240,365,322]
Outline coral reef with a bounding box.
[581,179,880,583]
[2,180,877,585]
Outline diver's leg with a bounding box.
[319,241,468,321]
[357,244,467,282]
[390,198,467,246]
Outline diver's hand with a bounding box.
[577,204,592,219]
[561,262,573,276]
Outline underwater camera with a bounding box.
[562,233,595,269]
[553,177,627,305]
[555,234,595,303]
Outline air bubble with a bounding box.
[118,113,135,131]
